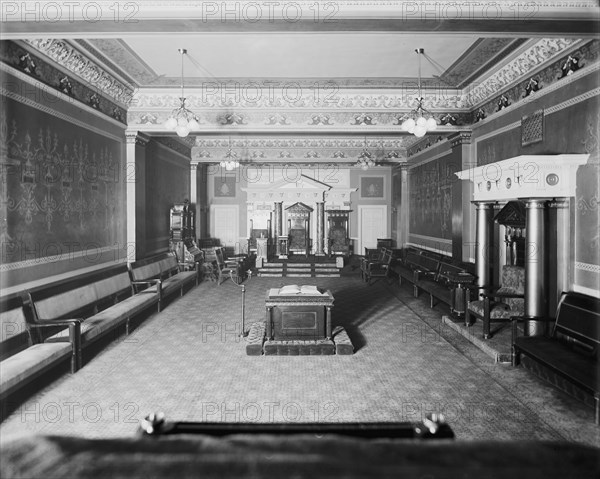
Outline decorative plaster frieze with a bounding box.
[192,136,407,164]
[129,89,468,112]
[0,65,125,142]
[465,38,580,107]
[24,39,135,106]
[455,154,590,202]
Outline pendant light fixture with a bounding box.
[164,49,200,137]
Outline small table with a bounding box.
[265,288,334,341]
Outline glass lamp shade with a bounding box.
[187,118,200,131]
[416,116,427,127]
[402,118,416,131]
[177,117,188,127]
[164,117,177,130]
[176,125,190,137]
[426,117,438,130]
[414,125,427,137]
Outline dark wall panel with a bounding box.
[1,95,126,287]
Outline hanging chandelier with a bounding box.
[220,139,240,171]
[356,138,376,170]
[401,48,438,138]
[164,49,200,137]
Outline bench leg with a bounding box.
[413,285,419,298]
[511,345,520,367]
[429,294,435,309]
[69,322,82,373]
[595,394,599,425]
[465,309,472,328]
[126,317,130,336]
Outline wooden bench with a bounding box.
[0,293,72,401]
[24,264,160,373]
[511,292,600,424]
[417,262,475,314]
[128,252,200,311]
[0,264,160,400]
[391,250,475,315]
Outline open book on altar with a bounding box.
[278,285,326,296]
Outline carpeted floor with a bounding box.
[1,271,599,448]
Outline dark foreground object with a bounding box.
[2,434,598,479]
[138,412,453,439]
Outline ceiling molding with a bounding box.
[2,2,598,37]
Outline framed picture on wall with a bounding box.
[360,176,385,198]
[214,176,236,197]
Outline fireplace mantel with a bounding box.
[455,154,589,202]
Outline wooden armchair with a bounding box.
[361,248,393,285]
[215,248,241,285]
[466,265,525,339]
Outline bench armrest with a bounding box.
[132,279,161,286]
[510,315,555,344]
[28,318,83,328]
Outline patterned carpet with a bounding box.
[1,272,599,448]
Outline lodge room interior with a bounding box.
[1,1,600,477]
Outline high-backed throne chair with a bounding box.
[465,265,525,339]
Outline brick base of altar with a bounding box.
[246,322,354,356]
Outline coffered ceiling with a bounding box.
[2,1,598,165]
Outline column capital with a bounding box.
[523,198,553,208]
[125,131,150,146]
[471,200,497,209]
[190,163,199,171]
[548,198,570,209]
[449,131,472,148]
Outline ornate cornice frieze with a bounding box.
[129,88,468,112]
[192,136,408,164]
[24,39,135,106]
[465,38,582,108]
[0,65,125,142]
[0,40,128,124]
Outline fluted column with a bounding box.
[316,202,325,255]
[524,198,550,336]
[474,201,495,290]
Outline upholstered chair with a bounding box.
[465,265,525,339]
